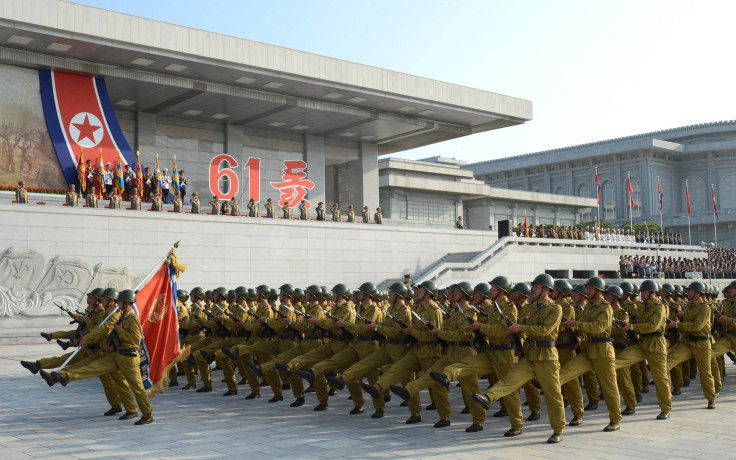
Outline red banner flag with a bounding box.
[712,187,720,219]
[686,182,691,216]
[595,168,601,204]
[134,252,188,395]
[628,175,634,209]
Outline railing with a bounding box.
[415,236,706,284]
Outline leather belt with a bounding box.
[357,336,376,341]
[490,343,513,351]
[527,340,556,347]
[450,341,472,347]
[687,335,711,342]
[613,343,627,350]
[641,332,664,338]
[118,347,138,357]
[556,343,574,349]
[590,337,614,343]
[387,338,406,345]
[304,335,321,340]
[420,341,434,345]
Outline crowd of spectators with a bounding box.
[620,249,736,279]
[515,222,683,245]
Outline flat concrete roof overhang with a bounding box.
[0,0,532,156]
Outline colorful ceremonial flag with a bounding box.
[595,167,601,204]
[524,211,528,237]
[115,151,125,194]
[644,221,650,243]
[96,150,106,197]
[155,153,163,192]
[77,148,86,192]
[658,177,663,211]
[594,216,600,241]
[686,181,691,216]
[172,156,180,195]
[712,185,720,218]
[628,174,634,209]
[135,151,145,199]
[134,249,188,395]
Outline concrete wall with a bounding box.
[0,204,495,291]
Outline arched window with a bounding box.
[601,180,615,221]
[625,176,641,218]
[554,185,567,195]
[576,183,591,221]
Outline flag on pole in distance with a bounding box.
[172,156,180,195]
[628,175,634,209]
[133,250,189,395]
[96,150,106,198]
[686,182,691,216]
[77,148,86,193]
[595,169,601,204]
[115,151,125,194]
[658,179,663,211]
[135,151,144,199]
[644,221,650,243]
[712,187,720,218]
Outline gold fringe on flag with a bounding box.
[147,344,191,398]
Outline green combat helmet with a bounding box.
[306,285,322,300]
[419,280,438,298]
[256,285,270,298]
[573,284,587,297]
[474,282,492,298]
[585,276,606,292]
[102,287,119,301]
[687,281,706,293]
[177,289,187,300]
[358,282,378,299]
[118,289,136,304]
[490,276,512,294]
[247,288,257,300]
[554,279,573,296]
[269,288,279,301]
[89,287,105,299]
[234,286,248,299]
[214,287,228,299]
[293,288,305,302]
[619,282,635,295]
[190,287,204,299]
[605,285,623,299]
[662,283,676,295]
[389,282,408,299]
[674,284,684,296]
[639,279,660,293]
[332,283,351,300]
[279,284,295,298]
[532,274,555,290]
[321,286,330,300]
[511,282,531,298]
[205,290,213,299]
[456,281,474,298]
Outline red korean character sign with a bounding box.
[270,160,314,208]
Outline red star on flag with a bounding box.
[72,114,101,144]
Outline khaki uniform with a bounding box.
[330,206,340,222]
[86,193,98,208]
[666,298,716,403]
[346,210,355,223]
[172,198,183,213]
[374,211,383,224]
[368,300,444,416]
[230,201,240,216]
[109,194,121,209]
[299,203,308,220]
[65,191,78,206]
[190,197,200,214]
[558,297,622,424]
[485,297,566,435]
[130,195,142,210]
[441,298,522,429]
[362,210,370,223]
[612,306,637,410]
[615,297,672,414]
[282,206,292,219]
[15,187,28,203]
[265,203,275,218]
[516,301,543,413]
[64,308,152,418]
[403,302,476,422]
[341,299,413,412]
[248,202,258,217]
[210,199,221,215]
[556,299,585,420]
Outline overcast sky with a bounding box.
[75,0,736,164]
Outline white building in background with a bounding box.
[467,121,736,247]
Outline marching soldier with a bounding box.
[558,276,622,432]
[604,285,638,415]
[665,281,717,409]
[616,280,672,420]
[472,274,566,444]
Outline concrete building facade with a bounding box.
[468,121,736,247]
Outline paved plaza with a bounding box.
[1,343,735,459]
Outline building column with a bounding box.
[305,135,326,206]
[135,112,156,156]
[225,124,243,159]
[360,142,379,209]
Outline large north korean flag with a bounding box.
[39,70,136,188]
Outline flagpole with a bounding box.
[55,241,182,372]
[686,179,691,246]
[628,171,633,232]
[595,167,600,223]
[658,176,663,233]
[712,184,718,248]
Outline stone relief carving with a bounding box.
[0,248,141,317]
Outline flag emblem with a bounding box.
[69,112,103,147]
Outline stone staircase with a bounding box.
[378,251,481,289]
